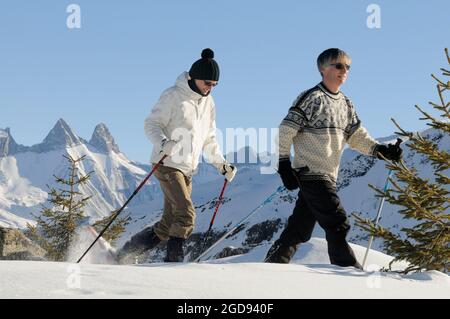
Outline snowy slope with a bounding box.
[0,238,448,298]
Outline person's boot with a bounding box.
[264,240,298,264]
[165,236,184,262]
[116,227,161,264]
[328,240,359,269]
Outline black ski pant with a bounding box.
[277,179,357,267]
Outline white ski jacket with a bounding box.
[144,72,226,177]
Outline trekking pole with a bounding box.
[362,138,402,269]
[195,185,285,262]
[361,169,393,269]
[76,154,167,263]
[197,179,228,260]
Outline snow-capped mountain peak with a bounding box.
[0,127,26,157]
[0,119,159,228]
[0,128,14,156]
[32,118,83,152]
[0,127,11,138]
[89,123,120,154]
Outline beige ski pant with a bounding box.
[153,165,195,240]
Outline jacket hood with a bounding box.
[175,72,204,100]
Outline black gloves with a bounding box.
[278,158,299,190]
[375,140,403,162]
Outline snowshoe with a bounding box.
[116,226,161,264]
[264,240,298,264]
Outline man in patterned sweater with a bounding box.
[265,48,402,269]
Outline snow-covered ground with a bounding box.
[1,238,448,299]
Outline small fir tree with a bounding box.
[26,155,92,261]
[354,49,450,274]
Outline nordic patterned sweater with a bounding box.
[279,82,379,184]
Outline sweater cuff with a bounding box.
[371,144,381,157]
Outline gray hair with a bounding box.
[317,48,351,75]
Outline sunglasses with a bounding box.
[330,63,351,71]
[203,80,218,87]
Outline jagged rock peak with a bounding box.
[38,118,82,151]
[0,127,26,157]
[89,123,120,153]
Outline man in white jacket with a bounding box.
[117,48,237,263]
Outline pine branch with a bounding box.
[431,74,446,86]
[391,118,414,140]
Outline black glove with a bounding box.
[375,142,403,162]
[278,158,299,190]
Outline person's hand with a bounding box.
[376,139,403,162]
[278,158,299,190]
[161,139,182,156]
[221,163,237,182]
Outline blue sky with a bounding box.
[0,0,449,162]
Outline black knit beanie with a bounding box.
[189,48,220,81]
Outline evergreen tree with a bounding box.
[26,155,92,261]
[354,49,450,274]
